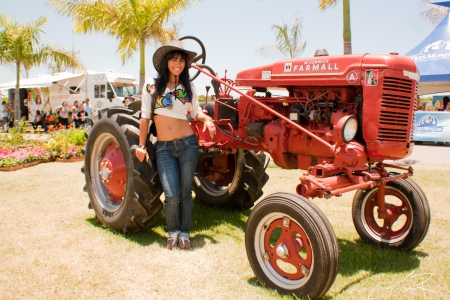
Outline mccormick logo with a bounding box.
[410,39,450,62]
[284,60,339,73]
[415,114,443,133]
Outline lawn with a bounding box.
[0,161,448,299]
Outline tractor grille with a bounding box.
[377,76,414,142]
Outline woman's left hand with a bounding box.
[136,147,149,162]
[202,118,216,138]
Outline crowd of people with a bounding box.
[48,97,95,131]
[0,91,97,132]
[417,95,450,111]
[1,89,144,132]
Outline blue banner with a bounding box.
[413,111,450,142]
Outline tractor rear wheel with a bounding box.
[192,150,270,209]
[82,107,163,233]
[352,178,430,251]
[245,193,339,298]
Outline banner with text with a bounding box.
[413,111,450,142]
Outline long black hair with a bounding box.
[152,50,193,103]
[442,96,449,111]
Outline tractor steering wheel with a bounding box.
[179,36,206,81]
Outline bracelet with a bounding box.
[138,145,147,150]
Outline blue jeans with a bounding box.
[155,134,199,239]
[2,117,8,129]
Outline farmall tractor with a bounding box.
[82,37,430,298]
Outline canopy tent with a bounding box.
[0,73,83,90]
[429,1,450,6]
[406,1,450,95]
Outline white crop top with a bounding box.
[141,78,201,121]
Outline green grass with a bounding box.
[85,165,449,299]
[0,162,447,299]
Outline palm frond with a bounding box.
[418,0,450,26]
[257,14,306,59]
[318,0,339,11]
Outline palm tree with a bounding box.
[50,0,199,93]
[0,13,83,123]
[318,0,351,55]
[418,0,450,26]
[257,15,307,59]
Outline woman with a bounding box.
[55,101,70,128]
[27,92,37,121]
[136,39,216,250]
[43,99,52,115]
[73,100,79,112]
[440,96,450,111]
[35,95,44,115]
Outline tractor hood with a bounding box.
[235,53,418,88]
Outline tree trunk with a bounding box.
[138,41,146,95]
[343,0,352,55]
[14,62,22,124]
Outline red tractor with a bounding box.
[82,37,430,299]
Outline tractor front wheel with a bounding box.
[352,178,430,251]
[245,193,338,298]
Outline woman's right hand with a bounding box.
[135,147,149,162]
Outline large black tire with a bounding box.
[192,150,270,209]
[352,178,430,251]
[82,107,163,233]
[245,193,339,298]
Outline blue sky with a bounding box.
[0,0,438,95]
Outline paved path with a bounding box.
[389,143,450,167]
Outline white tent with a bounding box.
[0,73,83,90]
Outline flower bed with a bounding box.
[0,146,51,167]
[0,120,86,171]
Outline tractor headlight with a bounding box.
[341,116,358,143]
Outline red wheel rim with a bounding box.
[364,189,412,240]
[263,217,312,280]
[98,141,127,202]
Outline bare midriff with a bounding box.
[154,114,194,141]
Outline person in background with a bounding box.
[35,95,44,116]
[439,96,450,111]
[5,101,13,128]
[22,91,32,120]
[71,107,79,128]
[76,105,88,128]
[43,98,52,115]
[72,100,80,114]
[83,98,95,127]
[32,110,43,129]
[1,101,8,130]
[55,101,70,128]
[135,39,216,250]
[43,111,56,132]
[67,111,74,128]
[27,91,36,121]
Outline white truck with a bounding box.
[0,69,138,121]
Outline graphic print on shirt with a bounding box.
[155,92,173,109]
[146,84,153,94]
[172,89,190,105]
[154,88,191,108]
